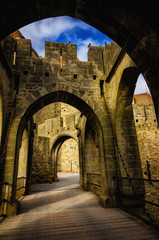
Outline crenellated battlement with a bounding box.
[45,41,105,65]
[2,34,121,84]
[45,41,77,63]
[1,34,124,102]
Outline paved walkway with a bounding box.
[0,173,158,240]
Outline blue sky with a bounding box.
[20,16,149,95]
[20,16,111,61]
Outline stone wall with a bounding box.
[133,103,159,179]
[1,32,158,219]
[84,120,102,196]
[32,103,80,183]
[34,102,61,125]
[1,35,120,201]
[0,43,16,194]
[57,138,79,173]
[133,103,159,225]
[34,102,80,138]
[31,136,52,184]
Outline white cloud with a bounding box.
[20,16,95,58]
[134,74,150,95]
[77,45,88,61]
[77,38,105,61]
[20,16,106,60]
[20,16,90,42]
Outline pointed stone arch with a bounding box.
[50,134,78,182]
[115,66,145,208]
[3,86,111,215]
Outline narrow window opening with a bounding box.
[74,74,77,79]
[100,80,104,96]
[136,119,138,123]
[14,74,20,93]
[60,117,63,127]
[93,75,96,80]
[45,72,49,77]
[23,71,28,75]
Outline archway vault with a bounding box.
[113,66,145,212]
[2,87,113,214]
[16,88,104,130]
[1,1,159,112]
[50,135,78,182]
[0,1,159,223]
[50,132,78,152]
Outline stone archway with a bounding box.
[50,135,78,182]
[3,88,110,215]
[15,128,29,200]
[115,66,145,209]
[1,2,159,111]
[57,138,79,173]
[83,119,102,195]
[1,3,159,221]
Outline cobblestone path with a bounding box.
[0,173,158,240]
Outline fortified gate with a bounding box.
[0,32,152,222]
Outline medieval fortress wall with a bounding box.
[32,102,80,183]
[32,98,159,184]
[1,33,159,223]
[133,103,159,222]
[4,33,159,184]
[133,103,159,180]
[7,35,157,186]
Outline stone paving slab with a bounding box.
[0,173,159,240]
